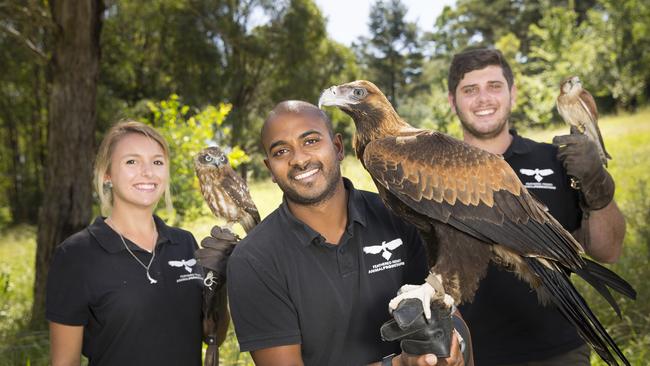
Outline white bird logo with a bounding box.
[363,238,403,261]
[520,168,554,182]
[168,259,197,273]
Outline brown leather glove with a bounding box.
[553,133,615,211]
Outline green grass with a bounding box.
[1,108,649,365]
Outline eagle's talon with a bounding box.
[389,282,438,320]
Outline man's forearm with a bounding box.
[582,200,625,263]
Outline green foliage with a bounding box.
[355,0,424,109]
[0,226,49,366]
[141,94,245,222]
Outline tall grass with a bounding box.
[1,108,649,365]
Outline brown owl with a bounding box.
[557,76,611,166]
[194,146,260,233]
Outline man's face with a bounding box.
[262,113,344,206]
[449,65,516,139]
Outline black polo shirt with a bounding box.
[227,179,429,365]
[459,130,585,365]
[46,216,203,366]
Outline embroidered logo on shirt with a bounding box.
[363,238,403,260]
[168,258,203,283]
[364,238,406,274]
[519,168,557,190]
[168,258,197,273]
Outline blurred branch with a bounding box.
[0,22,46,60]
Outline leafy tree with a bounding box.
[355,0,423,108]
[598,0,650,110]
[141,95,247,223]
[0,0,50,225]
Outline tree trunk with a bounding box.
[31,0,103,328]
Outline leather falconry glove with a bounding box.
[380,298,471,362]
[194,226,239,366]
[553,131,615,211]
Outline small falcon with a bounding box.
[319,80,635,365]
[557,76,611,166]
[194,146,260,233]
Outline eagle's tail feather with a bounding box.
[526,258,629,366]
[581,258,636,299]
[574,258,636,318]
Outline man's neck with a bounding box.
[463,127,513,155]
[287,179,348,245]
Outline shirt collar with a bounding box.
[278,177,367,247]
[502,128,534,159]
[87,215,174,254]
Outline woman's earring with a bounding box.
[104,181,113,189]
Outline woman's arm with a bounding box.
[50,321,83,366]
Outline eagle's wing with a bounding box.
[363,131,584,267]
[221,168,261,225]
[363,131,638,363]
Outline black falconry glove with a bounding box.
[196,226,239,283]
[380,298,471,362]
[194,226,239,366]
[553,131,615,211]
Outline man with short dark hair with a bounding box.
[226,100,467,366]
[447,47,625,365]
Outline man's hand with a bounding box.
[396,332,465,366]
[553,133,615,210]
[195,226,239,284]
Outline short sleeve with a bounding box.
[46,243,90,325]
[227,252,301,351]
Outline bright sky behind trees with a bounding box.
[315,0,456,45]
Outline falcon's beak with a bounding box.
[318,86,353,109]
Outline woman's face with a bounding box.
[106,133,169,212]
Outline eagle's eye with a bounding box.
[204,155,213,162]
[352,88,367,98]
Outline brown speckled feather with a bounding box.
[364,131,585,279]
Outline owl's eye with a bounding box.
[204,155,213,162]
[220,155,227,162]
[353,88,366,98]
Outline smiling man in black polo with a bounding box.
[226,101,451,365]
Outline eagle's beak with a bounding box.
[318,86,350,109]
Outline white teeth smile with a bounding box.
[134,183,156,190]
[474,109,496,116]
[294,169,319,180]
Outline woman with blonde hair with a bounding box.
[46,120,203,366]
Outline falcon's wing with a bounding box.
[578,89,599,124]
[363,131,583,267]
[221,167,261,225]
